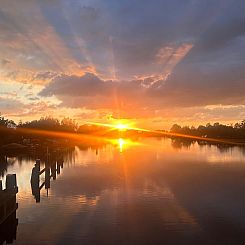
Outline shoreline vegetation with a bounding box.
[1,116,245,153]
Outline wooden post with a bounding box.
[30,164,40,187]
[45,167,50,189]
[0,175,18,243]
[36,159,41,172]
[51,162,56,180]
[31,162,41,203]
[6,174,17,190]
[0,174,18,225]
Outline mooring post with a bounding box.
[36,159,41,172]
[0,174,18,231]
[51,162,56,180]
[30,162,40,187]
[30,160,42,203]
[6,174,17,191]
[57,160,61,175]
[45,167,50,189]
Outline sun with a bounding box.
[87,119,137,132]
[114,123,128,131]
[112,119,134,131]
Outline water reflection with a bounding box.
[171,137,245,156]
[0,211,18,244]
[1,137,245,244]
[118,138,124,153]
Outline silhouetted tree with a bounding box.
[170,120,245,139]
[19,117,77,133]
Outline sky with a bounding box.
[0,0,245,129]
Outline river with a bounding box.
[1,137,245,244]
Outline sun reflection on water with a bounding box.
[109,138,140,153]
[118,138,124,152]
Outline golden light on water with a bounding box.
[111,138,128,153]
[118,138,124,152]
[109,137,140,153]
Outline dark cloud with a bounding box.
[31,71,58,82]
[39,69,245,118]
[0,59,10,66]
[40,73,110,97]
[39,73,148,115]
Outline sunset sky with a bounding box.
[0,0,245,129]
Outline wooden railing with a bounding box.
[31,159,64,203]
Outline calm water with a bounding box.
[1,137,245,245]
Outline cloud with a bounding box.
[40,73,110,97]
[31,71,58,84]
[39,69,245,119]
[0,59,10,66]
[0,96,24,114]
[39,73,148,117]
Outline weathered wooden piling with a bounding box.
[30,160,42,203]
[0,174,18,225]
[51,162,56,180]
[31,161,40,187]
[6,174,17,190]
[44,167,50,189]
[36,159,41,172]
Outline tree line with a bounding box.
[0,115,78,132]
[0,116,79,147]
[170,120,245,139]
[1,115,245,144]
